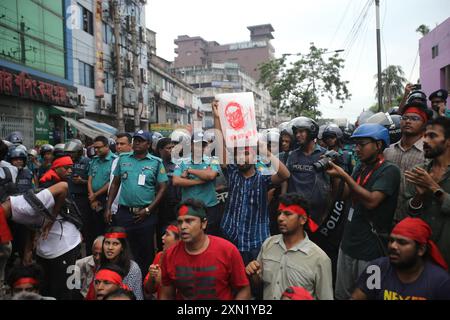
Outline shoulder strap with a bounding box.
[0,167,12,185]
[22,190,55,222]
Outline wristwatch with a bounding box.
[145,207,151,215]
[433,188,445,199]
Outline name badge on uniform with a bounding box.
[138,174,146,186]
[348,207,354,222]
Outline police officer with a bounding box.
[285,117,330,225]
[53,143,66,159]
[322,124,354,175]
[64,139,92,254]
[36,144,54,184]
[9,148,33,193]
[429,89,448,117]
[88,136,117,240]
[6,132,24,146]
[106,130,168,275]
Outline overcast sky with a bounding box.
[146,0,450,122]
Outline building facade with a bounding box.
[72,0,149,131]
[419,17,450,96]
[146,29,199,134]
[0,0,78,147]
[174,24,275,82]
[173,63,271,129]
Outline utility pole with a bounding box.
[112,0,125,132]
[376,0,383,112]
[131,15,141,131]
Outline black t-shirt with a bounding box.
[357,257,450,300]
[341,161,401,261]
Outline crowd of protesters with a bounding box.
[0,87,449,301]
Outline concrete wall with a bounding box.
[419,17,450,96]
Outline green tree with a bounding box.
[258,43,351,119]
[374,65,407,111]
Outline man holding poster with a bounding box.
[213,95,290,265]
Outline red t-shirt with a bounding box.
[161,235,249,300]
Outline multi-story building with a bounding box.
[174,24,275,81]
[146,29,199,134]
[172,24,274,129]
[419,17,450,95]
[173,63,271,129]
[72,0,149,131]
[0,0,78,147]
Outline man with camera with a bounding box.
[325,123,401,300]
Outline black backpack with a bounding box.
[0,167,18,202]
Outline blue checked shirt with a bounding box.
[220,165,272,252]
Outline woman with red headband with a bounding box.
[143,222,180,299]
[98,227,143,300]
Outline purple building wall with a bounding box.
[419,17,450,96]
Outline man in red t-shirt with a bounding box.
[160,199,250,300]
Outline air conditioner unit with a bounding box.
[99,98,107,110]
[78,94,86,106]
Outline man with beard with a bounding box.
[384,102,431,222]
[352,217,450,300]
[245,193,333,300]
[212,100,290,265]
[325,123,401,300]
[404,116,450,269]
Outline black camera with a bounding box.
[313,150,340,172]
[411,84,422,91]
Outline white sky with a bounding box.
[146,0,450,122]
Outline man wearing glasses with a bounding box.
[88,136,117,239]
[384,102,432,222]
[325,123,401,300]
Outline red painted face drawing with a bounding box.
[225,102,245,130]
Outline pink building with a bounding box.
[174,24,275,81]
[419,17,450,95]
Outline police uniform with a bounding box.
[429,89,448,101]
[15,167,33,193]
[88,151,117,240]
[113,152,168,273]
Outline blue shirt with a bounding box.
[173,156,219,207]
[286,144,331,224]
[221,165,272,252]
[113,152,168,207]
[88,151,117,192]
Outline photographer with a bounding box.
[322,124,354,175]
[325,123,401,300]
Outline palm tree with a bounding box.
[374,65,407,111]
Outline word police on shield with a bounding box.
[216,92,258,148]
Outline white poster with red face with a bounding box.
[216,92,258,148]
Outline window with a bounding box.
[432,45,439,59]
[102,22,114,44]
[79,61,94,88]
[79,5,93,35]
[104,72,114,94]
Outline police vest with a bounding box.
[16,168,33,193]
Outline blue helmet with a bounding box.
[351,123,390,148]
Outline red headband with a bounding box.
[278,203,319,233]
[282,286,314,300]
[404,107,428,122]
[51,156,74,169]
[104,232,127,239]
[95,269,123,285]
[13,277,39,288]
[166,225,179,235]
[392,217,448,271]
